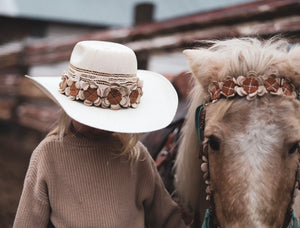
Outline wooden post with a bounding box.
[134,3,154,26]
[134,3,155,69]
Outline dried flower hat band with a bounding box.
[208,71,298,102]
[59,64,143,110]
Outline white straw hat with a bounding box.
[26,40,178,133]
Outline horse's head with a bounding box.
[175,38,300,227]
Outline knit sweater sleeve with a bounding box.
[139,143,187,228]
[13,138,51,228]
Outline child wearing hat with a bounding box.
[13,41,187,227]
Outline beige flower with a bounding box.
[129,79,143,108]
[76,81,101,106]
[83,87,101,106]
[102,85,130,109]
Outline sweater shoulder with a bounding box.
[134,141,158,178]
[37,134,61,148]
[136,141,155,165]
[27,135,62,176]
[31,135,61,159]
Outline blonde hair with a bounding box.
[48,112,142,160]
[116,133,142,160]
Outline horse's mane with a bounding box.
[175,37,300,211]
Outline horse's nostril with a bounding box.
[208,136,220,151]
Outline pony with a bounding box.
[175,38,300,227]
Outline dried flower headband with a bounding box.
[208,71,298,102]
[59,64,143,110]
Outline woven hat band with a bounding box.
[68,64,139,85]
[69,63,136,78]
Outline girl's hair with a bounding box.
[116,133,141,160]
[47,112,142,160]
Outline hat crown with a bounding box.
[70,41,137,75]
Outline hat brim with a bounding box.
[26,70,178,133]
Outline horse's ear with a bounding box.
[183,49,202,63]
[183,49,223,88]
[183,49,213,66]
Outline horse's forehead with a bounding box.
[235,116,282,156]
[205,98,300,140]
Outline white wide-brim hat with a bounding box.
[27,41,178,133]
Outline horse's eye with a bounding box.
[289,143,299,154]
[208,136,220,151]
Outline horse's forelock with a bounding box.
[184,38,300,92]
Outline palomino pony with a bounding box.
[175,38,300,227]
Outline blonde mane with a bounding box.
[175,37,300,212]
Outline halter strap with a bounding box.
[195,103,206,145]
[290,211,299,228]
[201,209,210,228]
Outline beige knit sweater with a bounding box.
[13,132,187,228]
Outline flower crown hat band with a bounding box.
[25,41,178,133]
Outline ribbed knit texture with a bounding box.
[13,133,187,228]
